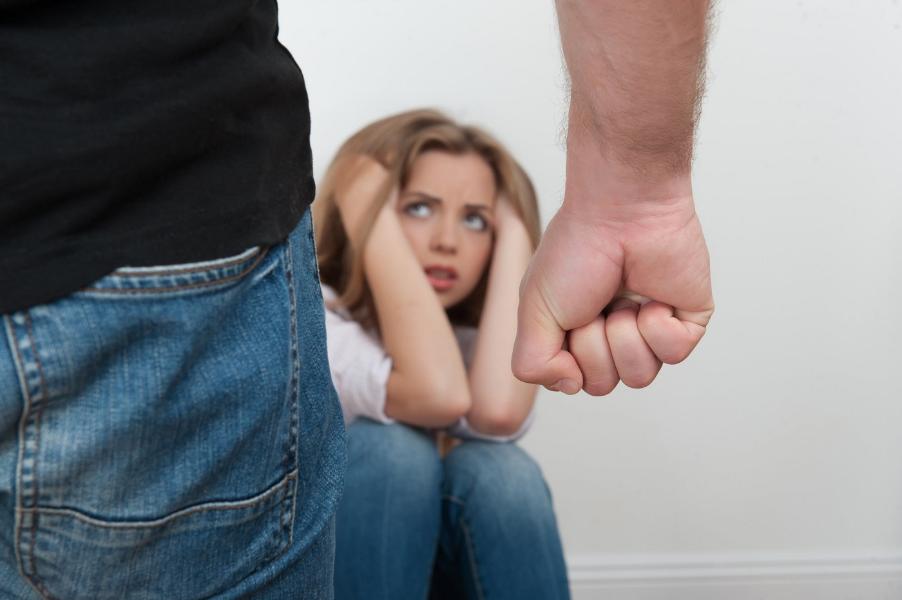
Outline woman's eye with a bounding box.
[404,202,432,218]
[463,213,488,232]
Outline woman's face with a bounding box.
[396,150,496,309]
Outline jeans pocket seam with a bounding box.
[110,246,263,277]
[27,469,299,530]
[281,239,301,552]
[80,247,270,295]
[6,312,56,599]
[20,470,297,600]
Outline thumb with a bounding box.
[511,269,584,394]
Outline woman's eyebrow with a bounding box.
[405,190,441,204]
[406,191,492,212]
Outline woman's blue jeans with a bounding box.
[0,209,347,599]
[335,419,570,600]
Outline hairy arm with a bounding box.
[338,157,471,427]
[464,199,537,436]
[556,0,710,200]
[512,1,714,393]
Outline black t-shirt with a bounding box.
[0,1,314,314]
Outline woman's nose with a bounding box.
[430,218,458,253]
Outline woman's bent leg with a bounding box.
[335,419,443,600]
[432,441,570,600]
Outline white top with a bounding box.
[321,284,534,442]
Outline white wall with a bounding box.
[278,1,902,597]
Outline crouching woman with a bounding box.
[312,109,570,600]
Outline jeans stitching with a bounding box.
[23,469,298,528]
[459,516,487,600]
[25,314,49,598]
[110,246,262,276]
[281,239,301,555]
[5,316,42,599]
[7,313,57,600]
[81,248,269,294]
[5,318,27,574]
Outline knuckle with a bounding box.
[511,360,543,385]
[660,347,689,365]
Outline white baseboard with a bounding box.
[566,552,902,600]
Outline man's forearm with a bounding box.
[556,0,711,187]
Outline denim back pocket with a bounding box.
[5,243,301,599]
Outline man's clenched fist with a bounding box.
[512,193,714,395]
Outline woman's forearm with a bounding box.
[465,219,537,436]
[364,203,471,426]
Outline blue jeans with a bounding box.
[0,208,347,599]
[334,419,570,600]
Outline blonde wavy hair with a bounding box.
[313,108,542,333]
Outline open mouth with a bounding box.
[424,266,457,291]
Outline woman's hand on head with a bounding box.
[493,194,527,241]
[334,155,396,247]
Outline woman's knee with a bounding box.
[443,441,553,512]
[346,419,443,489]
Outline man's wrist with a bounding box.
[562,120,695,217]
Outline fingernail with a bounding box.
[554,379,579,394]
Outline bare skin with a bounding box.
[512,0,716,395]
[334,152,536,435]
